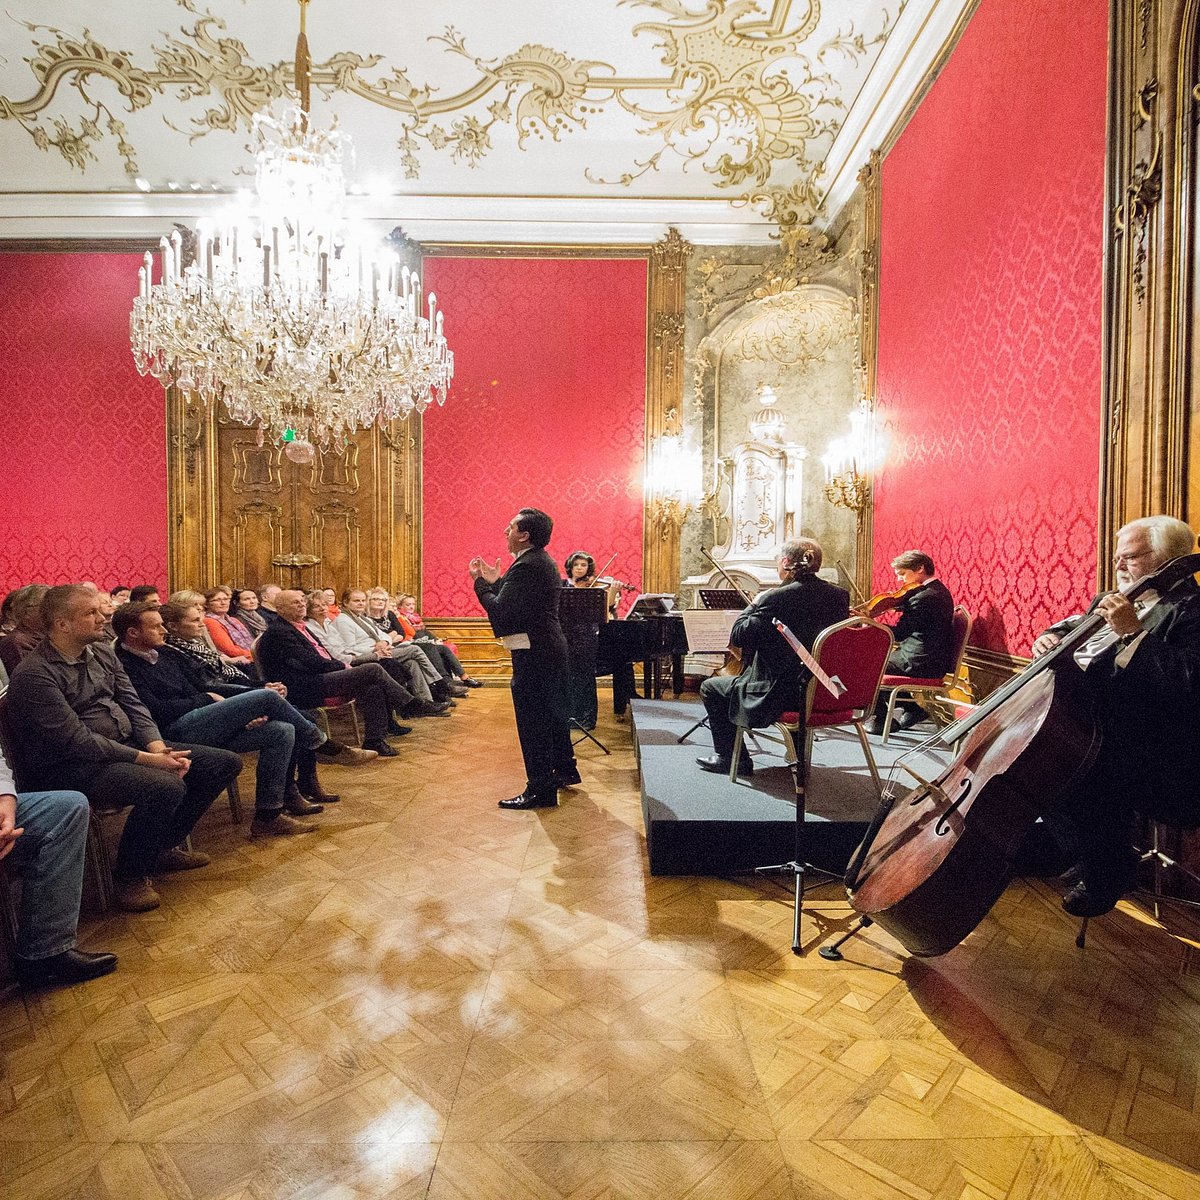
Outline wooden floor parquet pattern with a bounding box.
[3,690,1200,1198]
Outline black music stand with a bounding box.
[678,588,747,743]
[559,585,610,755]
[752,621,842,956]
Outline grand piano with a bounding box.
[595,604,689,714]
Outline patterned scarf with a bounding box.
[166,632,254,684]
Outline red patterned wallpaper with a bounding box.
[0,253,168,595]
[420,256,647,617]
[872,0,1107,656]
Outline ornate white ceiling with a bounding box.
[0,0,973,243]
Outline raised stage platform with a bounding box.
[631,697,953,877]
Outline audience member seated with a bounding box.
[0,583,48,675]
[332,589,455,714]
[158,600,370,794]
[258,584,283,624]
[110,585,131,606]
[203,585,257,667]
[116,602,334,836]
[320,587,340,619]
[1,741,118,988]
[96,589,117,641]
[385,591,473,693]
[231,586,268,637]
[1,589,18,635]
[259,589,417,757]
[7,584,242,913]
[129,585,160,605]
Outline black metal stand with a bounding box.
[752,730,839,955]
[677,714,708,743]
[571,719,610,754]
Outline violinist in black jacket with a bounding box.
[865,550,956,735]
[1033,515,1200,917]
[471,508,576,809]
[697,539,850,776]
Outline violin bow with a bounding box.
[700,549,756,607]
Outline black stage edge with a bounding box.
[631,697,951,877]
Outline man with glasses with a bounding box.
[1032,515,1200,917]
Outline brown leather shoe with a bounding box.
[155,847,211,873]
[250,813,318,837]
[115,877,161,912]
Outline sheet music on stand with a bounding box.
[628,593,676,618]
[558,585,609,626]
[681,608,739,652]
[698,588,746,611]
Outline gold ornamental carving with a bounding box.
[0,1,903,223]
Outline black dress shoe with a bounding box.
[1062,880,1124,918]
[387,721,414,736]
[301,785,340,804]
[406,699,453,718]
[363,739,400,757]
[461,676,484,688]
[16,948,118,988]
[498,791,558,809]
[862,716,885,737]
[892,707,926,730]
[695,754,753,776]
[552,766,582,787]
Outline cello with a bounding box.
[824,552,1200,959]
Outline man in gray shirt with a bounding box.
[8,585,242,913]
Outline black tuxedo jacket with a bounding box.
[257,620,347,708]
[474,548,568,665]
[727,573,850,727]
[890,577,956,677]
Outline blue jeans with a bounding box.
[10,790,90,960]
[165,691,320,814]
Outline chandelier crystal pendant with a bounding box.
[130,1,452,449]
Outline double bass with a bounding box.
[832,552,1200,958]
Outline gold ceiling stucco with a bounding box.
[0,0,906,227]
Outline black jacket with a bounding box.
[256,620,348,709]
[890,578,956,677]
[116,644,251,729]
[474,548,568,665]
[727,573,850,727]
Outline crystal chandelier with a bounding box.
[129,1,452,448]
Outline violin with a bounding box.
[852,579,922,618]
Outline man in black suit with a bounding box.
[697,539,850,776]
[1032,515,1200,916]
[865,550,956,735]
[471,508,576,809]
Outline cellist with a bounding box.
[695,538,849,776]
[1032,515,1200,917]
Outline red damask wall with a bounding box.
[420,256,647,617]
[872,0,1108,656]
[0,253,168,595]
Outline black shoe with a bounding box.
[498,791,558,810]
[863,716,885,737]
[363,739,400,757]
[893,708,926,731]
[461,676,484,688]
[300,784,340,804]
[552,766,582,787]
[315,739,345,757]
[283,789,324,816]
[15,948,118,988]
[1062,880,1124,918]
[695,754,753,776]
[387,721,414,736]
[407,699,453,718]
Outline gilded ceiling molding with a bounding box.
[0,0,903,224]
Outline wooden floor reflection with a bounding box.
[3,690,1199,1198]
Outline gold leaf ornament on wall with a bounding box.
[0,0,902,221]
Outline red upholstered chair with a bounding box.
[880,605,973,743]
[730,617,894,798]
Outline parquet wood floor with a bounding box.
[3,691,1200,1199]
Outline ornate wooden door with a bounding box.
[166,388,422,594]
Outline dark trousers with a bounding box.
[319,663,404,742]
[44,742,242,880]
[510,650,574,795]
[699,674,739,759]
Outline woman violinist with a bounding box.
[862,550,955,735]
